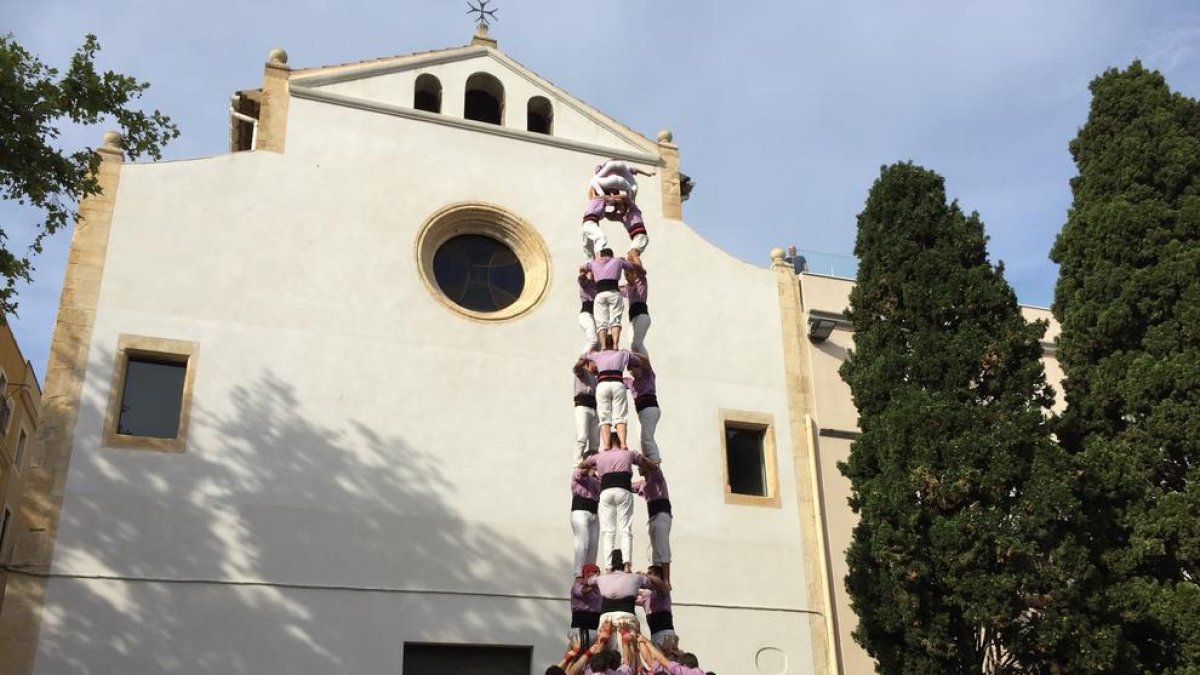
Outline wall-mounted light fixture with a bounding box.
[807,317,837,342]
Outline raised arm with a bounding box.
[643,573,669,594]
[638,634,673,669]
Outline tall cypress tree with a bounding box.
[1051,62,1200,674]
[840,163,1091,674]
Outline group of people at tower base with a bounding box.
[552,161,713,674]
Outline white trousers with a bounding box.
[579,311,599,353]
[599,487,634,568]
[647,512,672,564]
[598,612,639,649]
[569,627,595,652]
[571,509,599,573]
[596,381,629,427]
[651,629,678,651]
[575,405,600,460]
[630,313,651,355]
[638,405,661,461]
[629,232,649,253]
[593,290,624,331]
[582,221,608,259]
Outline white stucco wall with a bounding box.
[35,75,817,675]
[314,52,647,153]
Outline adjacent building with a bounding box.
[0,26,1062,675]
[0,323,42,615]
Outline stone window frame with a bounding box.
[102,334,200,453]
[13,426,28,473]
[719,409,781,508]
[415,201,551,323]
[0,505,12,560]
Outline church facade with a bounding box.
[0,28,1062,675]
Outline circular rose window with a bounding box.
[415,202,551,322]
[432,234,525,312]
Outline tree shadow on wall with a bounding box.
[37,362,567,674]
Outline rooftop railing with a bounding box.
[784,248,859,279]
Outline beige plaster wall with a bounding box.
[800,275,1067,675]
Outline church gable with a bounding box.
[289,47,659,162]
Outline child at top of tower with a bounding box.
[581,160,656,259]
[590,159,654,205]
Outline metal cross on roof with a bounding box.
[467,0,498,28]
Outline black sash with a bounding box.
[598,370,624,383]
[634,394,659,412]
[646,611,674,633]
[574,394,597,409]
[571,610,601,629]
[648,498,672,518]
[600,596,636,614]
[571,495,599,513]
[596,279,619,292]
[629,301,649,318]
[600,471,632,492]
[581,301,594,313]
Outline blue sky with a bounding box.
[6,0,1200,377]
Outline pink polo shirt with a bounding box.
[587,257,634,283]
[578,276,598,303]
[587,349,639,374]
[625,362,656,397]
[621,274,648,303]
[572,468,600,500]
[581,449,651,477]
[574,366,597,396]
[662,663,703,675]
[571,578,601,613]
[594,570,649,599]
[633,468,669,502]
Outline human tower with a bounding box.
[549,161,708,675]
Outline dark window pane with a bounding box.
[118,357,187,439]
[726,426,766,496]
[403,643,530,675]
[433,234,525,312]
[528,111,550,134]
[465,90,502,124]
[414,74,442,113]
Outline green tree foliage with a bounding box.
[840,163,1092,674]
[1051,62,1200,674]
[0,33,178,316]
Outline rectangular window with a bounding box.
[0,507,12,557]
[726,426,767,495]
[104,335,199,452]
[13,429,27,472]
[0,372,11,433]
[403,643,531,675]
[720,410,780,507]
